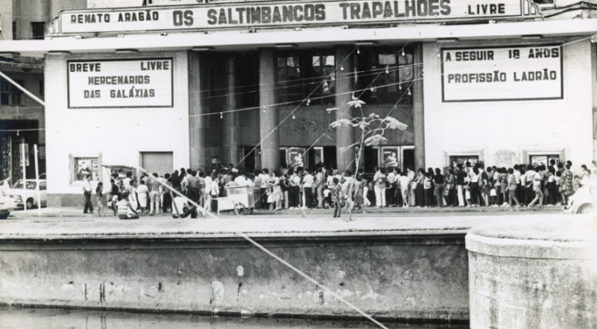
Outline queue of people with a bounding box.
[94,158,596,219]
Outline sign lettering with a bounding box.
[441,45,563,102]
[58,0,537,34]
[67,58,174,108]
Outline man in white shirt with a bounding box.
[82,175,93,214]
[302,169,314,209]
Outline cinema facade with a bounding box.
[2,0,596,206]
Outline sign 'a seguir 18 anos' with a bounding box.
[67,58,174,108]
[441,45,563,102]
[58,0,535,33]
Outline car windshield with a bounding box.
[13,181,37,190]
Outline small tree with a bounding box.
[329,96,408,220]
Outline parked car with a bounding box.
[9,179,47,210]
[563,186,597,214]
[0,195,17,219]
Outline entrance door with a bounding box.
[364,147,379,173]
[308,147,324,169]
[140,152,173,176]
[402,146,415,171]
[241,147,257,172]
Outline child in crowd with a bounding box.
[95,182,105,217]
[331,178,343,218]
[323,185,331,209]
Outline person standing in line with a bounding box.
[162,173,172,213]
[187,170,200,204]
[148,173,162,216]
[455,165,466,207]
[331,177,343,218]
[302,168,314,209]
[197,171,206,208]
[374,167,387,208]
[252,169,261,210]
[528,165,545,208]
[524,165,536,205]
[122,172,133,192]
[83,175,94,214]
[95,182,105,217]
[398,171,411,207]
[507,168,521,208]
[108,178,119,216]
[136,180,149,215]
[386,167,397,207]
[353,174,364,210]
[315,167,325,209]
[433,168,445,207]
[260,169,270,210]
[280,173,289,209]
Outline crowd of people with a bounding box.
[94,158,597,219]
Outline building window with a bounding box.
[449,155,480,167]
[12,21,17,40]
[70,155,102,183]
[277,51,335,105]
[0,77,24,105]
[355,47,414,105]
[31,22,46,40]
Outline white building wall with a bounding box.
[87,0,143,8]
[44,51,190,195]
[423,39,594,172]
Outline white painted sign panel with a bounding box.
[67,58,174,108]
[59,0,536,33]
[441,45,563,102]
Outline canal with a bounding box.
[0,307,468,329]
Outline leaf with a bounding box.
[368,113,379,119]
[330,119,352,129]
[326,107,338,113]
[364,135,387,146]
[382,117,408,131]
[347,99,366,109]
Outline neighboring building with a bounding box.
[1,0,596,207]
[0,0,87,184]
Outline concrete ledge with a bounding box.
[466,218,597,329]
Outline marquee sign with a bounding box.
[58,0,539,33]
[441,45,563,102]
[67,58,174,108]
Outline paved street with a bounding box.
[0,204,591,240]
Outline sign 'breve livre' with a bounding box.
[58,0,535,33]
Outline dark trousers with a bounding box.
[290,186,300,208]
[260,188,268,209]
[304,187,313,208]
[386,186,395,206]
[470,182,479,205]
[84,191,93,213]
[189,188,199,203]
[416,185,425,206]
[333,201,342,218]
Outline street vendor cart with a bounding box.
[217,186,255,215]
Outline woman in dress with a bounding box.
[267,170,282,210]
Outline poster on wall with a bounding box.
[382,147,400,169]
[441,45,563,102]
[67,58,174,108]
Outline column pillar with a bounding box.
[335,46,355,172]
[259,48,280,171]
[188,51,204,170]
[222,55,239,166]
[413,43,425,171]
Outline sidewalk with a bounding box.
[7,203,565,219]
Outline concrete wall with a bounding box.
[466,220,597,329]
[0,234,469,322]
[423,38,594,171]
[44,51,190,203]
